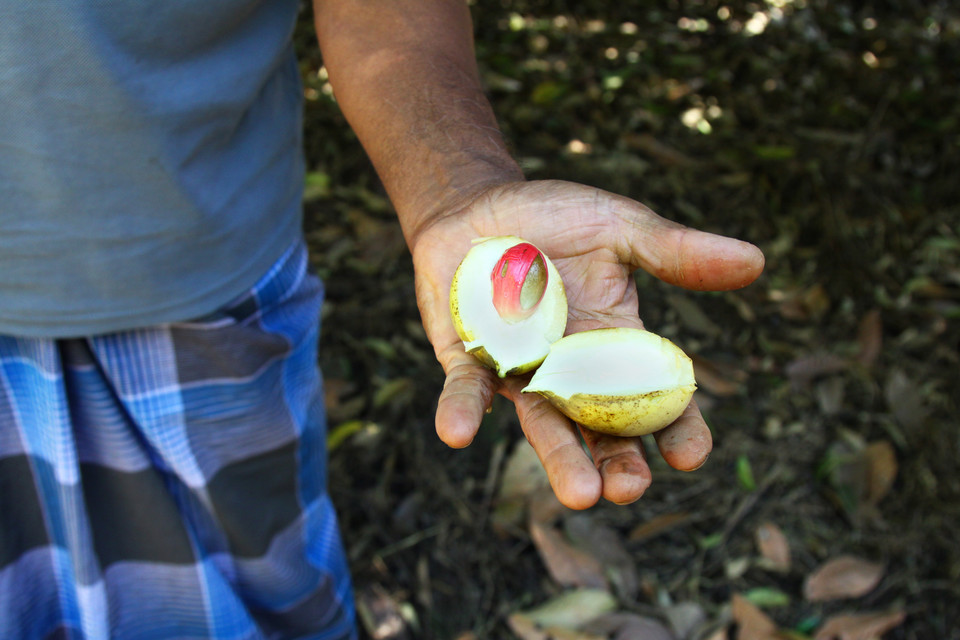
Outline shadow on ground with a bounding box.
[296,2,960,638]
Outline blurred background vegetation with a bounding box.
[294,1,959,638]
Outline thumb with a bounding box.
[609,195,765,291]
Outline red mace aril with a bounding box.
[491,242,548,322]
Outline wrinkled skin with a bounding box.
[411,179,765,510]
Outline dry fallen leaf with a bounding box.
[541,629,606,640]
[528,487,569,526]
[814,610,906,640]
[507,615,550,640]
[493,440,552,532]
[629,512,693,542]
[754,522,791,573]
[863,441,898,508]
[529,521,609,590]
[564,514,638,601]
[508,615,608,640]
[499,440,551,500]
[823,439,898,522]
[884,368,930,430]
[586,612,677,640]
[625,132,702,167]
[815,376,846,416]
[664,601,708,640]
[509,589,618,637]
[323,377,355,411]
[691,353,748,397]
[785,353,849,390]
[668,293,723,337]
[804,556,885,602]
[731,593,780,640]
[355,585,412,640]
[777,283,831,321]
[855,309,883,368]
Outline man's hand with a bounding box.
[314,1,763,509]
[410,180,765,510]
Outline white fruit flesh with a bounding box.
[450,236,567,377]
[522,327,697,436]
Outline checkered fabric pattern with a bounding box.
[0,242,356,639]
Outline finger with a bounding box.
[435,347,498,449]
[565,308,644,335]
[607,195,765,291]
[507,379,602,510]
[578,428,652,505]
[653,398,713,471]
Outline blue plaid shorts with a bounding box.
[0,242,356,639]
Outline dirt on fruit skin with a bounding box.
[295,2,960,638]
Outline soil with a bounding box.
[295,2,960,638]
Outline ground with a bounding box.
[295,2,959,638]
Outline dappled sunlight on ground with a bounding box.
[295,1,959,637]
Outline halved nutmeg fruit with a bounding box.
[450,237,696,437]
[522,327,697,436]
[449,236,567,377]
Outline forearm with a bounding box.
[312,0,523,246]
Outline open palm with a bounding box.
[410,180,764,509]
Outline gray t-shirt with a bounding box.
[0,0,305,337]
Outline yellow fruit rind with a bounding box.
[449,270,475,343]
[467,346,544,378]
[530,384,697,436]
